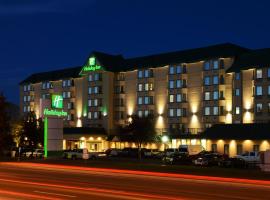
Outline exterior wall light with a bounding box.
[161,135,169,143]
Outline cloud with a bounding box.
[0,0,96,15]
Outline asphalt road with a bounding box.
[0,162,270,200]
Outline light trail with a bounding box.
[2,162,270,187]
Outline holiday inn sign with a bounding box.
[80,57,103,75]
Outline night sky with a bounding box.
[1,0,270,104]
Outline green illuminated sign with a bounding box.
[89,57,96,65]
[43,108,68,117]
[51,95,63,109]
[79,57,103,75]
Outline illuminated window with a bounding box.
[88,87,92,94]
[176,66,182,74]
[176,80,181,88]
[235,73,240,80]
[256,69,263,79]
[204,76,210,85]
[213,60,219,69]
[204,61,210,70]
[138,110,143,117]
[204,92,210,100]
[149,83,153,91]
[213,91,219,100]
[235,88,240,96]
[169,66,174,74]
[144,83,149,91]
[169,80,174,89]
[268,86,270,95]
[176,94,182,102]
[138,84,143,91]
[88,112,92,119]
[204,107,210,115]
[144,70,149,77]
[268,103,270,113]
[213,106,219,115]
[138,97,143,105]
[176,108,182,117]
[268,68,270,78]
[138,70,143,78]
[169,109,174,117]
[88,74,93,82]
[213,75,219,85]
[169,95,174,103]
[256,86,263,96]
[256,103,263,113]
[235,106,240,115]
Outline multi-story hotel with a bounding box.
[20,43,270,156]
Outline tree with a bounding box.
[126,114,156,160]
[20,111,43,149]
[0,93,13,155]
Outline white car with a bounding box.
[235,151,261,163]
[24,149,44,158]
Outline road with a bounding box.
[0,162,269,200]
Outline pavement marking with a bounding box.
[34,190,76,198]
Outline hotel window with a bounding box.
[94,99,99,106]
[176,80,181,88]
[213,60,219,70]
[94,73,102,81]
[256,103,263,113]
[235,88,240,96]
[138,70,143,78]
[169,109,174,117]
[213,91,219,100]
[23,85,27,92]
[204,92,210,100]
[213,106,219,115]
[148,83,153,91]
[138,97,143,105]
[211,144,217,152]
[23,96,27,102]
[63,91,71,99]
[27,96,31,102]
[204,61,210,70]
[176,94,182,102]
[88,74,93,82]
[144,69,150,77]
[138,84,143,91]
[169,66,175,74]
[268,86,270,95]
[144,110,149,117]
[256,69,263,79]
[88,99,92,107]
[138,110,143,117]
[176,65,182,74]
[268,68,270,78]
[224,144,229,155]
[235,73,240,80]
[68,102,74,109]
[235,106,240,115]
[213,75,219,85]
[169,80,174,89]
[144,96,153,105]
[88,87,92,94]
[169,95,174,103]
[88,112,92,119]
[253,145,259,152]
[255,86,263,96]
[204,107,210,116]
[237,144,243,155]
[93,112,99,119]
[176,109,182,117]
[204,76,210,86]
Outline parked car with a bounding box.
[65,149,104,160]
[105,148,122,157]
[179,145,204,155]
[164,148,179,156]
[194,153,224,166]
[219,157,247,168]
[143,149,161,158]
[162,152,192,165]
[234,151,261,164]
[23,149,44,158]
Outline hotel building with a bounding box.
[20,43,270,156]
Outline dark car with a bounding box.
[194,153,224,166]
[219,157,247,168]
[162,152,192,165]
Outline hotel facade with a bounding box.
[20,43,270,156]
